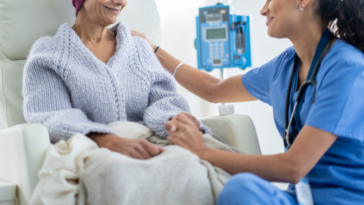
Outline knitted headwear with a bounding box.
[72,0,85,14]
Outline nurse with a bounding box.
[132,0,364,204]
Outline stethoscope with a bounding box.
[283,30,334,149]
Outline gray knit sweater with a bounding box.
[23,22,191,143]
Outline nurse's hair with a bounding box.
[318,0,364,53]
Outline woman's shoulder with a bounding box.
[269,46,296,70]
[25,36,57,72]
[321,39,364,80]
[131,33,154,54]
[327,39,364,66]
[279,46,296,64]
[25,24,70,72]
[318,40,364,92]
[113,21,155,57]
[114,22,169,78]
[282,46,296,56]
[261,46,296,80]
[29,36,56,56]
[29,24,69,58]
[25,37,57,72]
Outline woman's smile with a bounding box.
[104,6,121,14]
[266,17,274,26]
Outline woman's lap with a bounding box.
[218,173,297,205]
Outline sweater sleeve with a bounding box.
[133,37,190,137]
[143,69,191,138]
[23,37,115,143]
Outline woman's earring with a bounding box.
[299,4,305,11]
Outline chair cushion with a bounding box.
[0,0,162,128]
[0,59,26,127]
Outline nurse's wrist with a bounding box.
[196,147,213,161]
[152,44,158,52]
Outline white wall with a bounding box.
[155,0,292,155]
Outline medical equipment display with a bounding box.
[196,3,252,71]
[283,29,334,149]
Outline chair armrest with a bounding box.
[0,181,16,205]
[201,114,261,155]
[0,124,50,205]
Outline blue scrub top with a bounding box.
[242,39,364,204]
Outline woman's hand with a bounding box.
[130,30,157,51]
[88,133,164,160]
[165,113,207,157]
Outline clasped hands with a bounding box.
[89,112,206,160]
[164,112,208,157]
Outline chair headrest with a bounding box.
[118,0,163,47]
[0,0,75,61]
[0,0,162,61]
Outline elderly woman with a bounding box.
[23,0,199,160]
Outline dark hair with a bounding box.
[318,0,364,53]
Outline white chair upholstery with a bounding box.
[0,0,260,204]
[201,114,261,155]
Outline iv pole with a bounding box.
[215,0,235,115]
[217,0,225,106]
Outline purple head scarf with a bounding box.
[72,0,85,14]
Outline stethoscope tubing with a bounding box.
[284,35,334,149]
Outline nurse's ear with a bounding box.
[296,0,322,26]
[298,0,316,11]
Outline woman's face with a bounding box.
[82,0,128,25]
[260,0,303,39]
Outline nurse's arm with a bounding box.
[131,31,256,103]
[202,126,337,184]
[167,114,338,184]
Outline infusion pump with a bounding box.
[196,4,252,71]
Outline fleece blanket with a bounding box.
[29,121,238,205]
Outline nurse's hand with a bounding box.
[167,112,201,132]
[88,133,164,160]
[165,113,207,157]
[130,30,157,51]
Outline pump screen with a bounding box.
[206,28,226,40]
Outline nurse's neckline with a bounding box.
[296,38,338,89]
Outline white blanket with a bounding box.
[30,122,236,205]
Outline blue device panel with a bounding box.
[196,5,252,71]
[201,21,230,67]
[199,6,231,68]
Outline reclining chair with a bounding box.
[0,0,261,204]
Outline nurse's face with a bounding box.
[260,0,310,39]
[80,0,128,25]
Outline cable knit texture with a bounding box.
[23,22,191,143]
